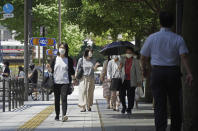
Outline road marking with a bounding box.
[17,105,54,131]
[96,99,105,131]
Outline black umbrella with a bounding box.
[100,41,134,55]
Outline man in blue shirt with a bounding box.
[140,11,193,131]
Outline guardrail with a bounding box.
[0,78,25,112]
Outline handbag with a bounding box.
[67,85,74,95]
[135,86,144,99]
[76,58,84,80]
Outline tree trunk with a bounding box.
[182,1,198,131]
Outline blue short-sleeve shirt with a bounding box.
[140,28,189,66]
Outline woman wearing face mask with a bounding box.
[76,48,100,112]
[107,55,122,111]
[119,47,142,114]
[46,43,75,122]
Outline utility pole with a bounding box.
[58,0,61,48]
[24,0,29,100]
[28,0,33,64]
[42,26,45,101]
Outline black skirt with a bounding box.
[110,78,122,91]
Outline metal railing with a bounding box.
[0,78,25,112]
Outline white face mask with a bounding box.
[126,54,133,58]
[59,48,65,55]
[112,55,119,60]
[88,51,93,57]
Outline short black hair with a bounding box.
[159,11,174,28]
[84,48,93,57]
[126,47,134,52]
[29,64,35,70]
[3,61,9,67]
[18,66,24,71]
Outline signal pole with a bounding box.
[24,0,29,100]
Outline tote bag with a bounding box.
[76,58,84,80]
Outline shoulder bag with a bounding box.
[76,58,84,80]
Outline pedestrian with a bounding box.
[107,55,122,111]
[76,48,100,112]
[100,56,111,109]
[28,64,38,100]
[28,64,38,85]
[0,61,10,79]
[119,47,142,114]
[17,66,25,79]
[140,11,193,131]
[47,43,76,122]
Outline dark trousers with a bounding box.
[150,67,182,131]
[54,84,69,116]
[119,80,135,110]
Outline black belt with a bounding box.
[152,65,180,69]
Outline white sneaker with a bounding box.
[62,115,68,122]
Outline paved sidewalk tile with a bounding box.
[97,99,170,131]
[0,85,171,131]
[35,99,101,131]
[0,101,54,131]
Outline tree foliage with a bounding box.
[0,0,85,56]
[63,0,163,43]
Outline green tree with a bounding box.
[0,0,85,56]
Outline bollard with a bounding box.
[21,79,24,105]
[42,86,45,101]
[15,80,18,108]
[3,79,5,112]
[8,79,11,111]
[16,79,20,107]
[13,79,17,109]
[18,79,23,106]
[46,89,49,101]
[12,80,15,109]
[18,80,21,106]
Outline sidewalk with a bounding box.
[0,86,162,131]
[97,99,156,131]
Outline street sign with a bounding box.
[3,13,14,19]
[30,37,56,46]
[3,3,14,14]
[30,38,39,46]
[46,49,58,56]
[39,38,48,46]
